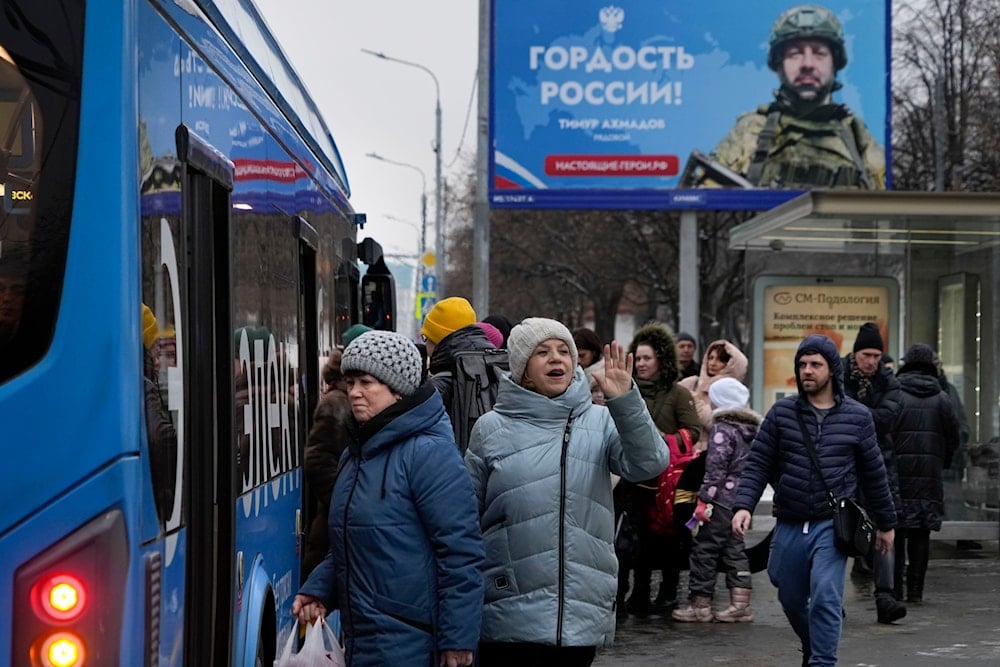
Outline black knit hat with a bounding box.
[676,331,697,345]
[853,322,884,353]
[903,343,935,367]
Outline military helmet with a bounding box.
[767,4,847,72]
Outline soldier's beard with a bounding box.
[777,80,838,115]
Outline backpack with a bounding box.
[448,348,509,453]
[648,428,698,535]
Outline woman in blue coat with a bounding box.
[293,331,485,667]
[465,318,669,667]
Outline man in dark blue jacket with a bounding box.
[732,334,896,667]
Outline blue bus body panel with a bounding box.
[0,0,141,537]
[0,461,146,664]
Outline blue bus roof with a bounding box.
[195,0,352,197]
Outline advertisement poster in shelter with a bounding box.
[753,277,899,412]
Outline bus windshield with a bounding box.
[0,2,83,382]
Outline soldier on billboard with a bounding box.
[681,4,885,190]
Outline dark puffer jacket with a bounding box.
[298,384,485,666]
[842,355,903,512]
[893,361,961,530]
[732,334,897,531]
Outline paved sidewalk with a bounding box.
[595,544,1000,666]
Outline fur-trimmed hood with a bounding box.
[628,322,679,389]
[712,406,763,428]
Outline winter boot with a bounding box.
[876,594,907,624]
[671,595,713,622]
[626,569,653,617]
[906,565,924,604]
[651,580,678,614]
[714,587,754,623]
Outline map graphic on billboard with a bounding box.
[490,0,890,210]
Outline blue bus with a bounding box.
[0,1,396,665]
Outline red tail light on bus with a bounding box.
[13,511,127,667]
[35,574,87,622]
[37,632,86,667]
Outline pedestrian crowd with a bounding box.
[289,298,965,667]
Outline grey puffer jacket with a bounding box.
[465,367,668,647]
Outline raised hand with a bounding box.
[594,340,633,400]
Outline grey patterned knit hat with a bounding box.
[508,317,578,383]
[341,330,422,396]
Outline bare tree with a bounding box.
[892,0,1000,191]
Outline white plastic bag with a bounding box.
[275,618,346,667]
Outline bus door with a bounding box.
[176,125,235,666]
[294,217,320,581]
[296,217,320,428]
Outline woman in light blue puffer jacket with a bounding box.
[465,318,669,667]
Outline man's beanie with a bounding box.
[421,297,476,345]
[341,323,373,347]
[142,304,159,350]
[341,331,422,396]
[709,377,750,412]
[507,317,578,384]
[676,331,697,345]
[903,343,935,367]
[853,322,884,353]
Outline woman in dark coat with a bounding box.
[892,343,960,603]
[293,331,484,667]
[618,322,701,615]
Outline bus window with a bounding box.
[0,6,83,382]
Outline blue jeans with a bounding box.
[768,519,847,666]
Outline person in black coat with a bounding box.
[842,322,906,623]
[302,349,351,576]
[892,343,961,603]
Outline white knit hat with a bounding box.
[507,317,578,383]
[708,377,749,412]
[341,330,422,396]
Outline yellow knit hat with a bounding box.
[142,304,159,350]
[420,297,476,344]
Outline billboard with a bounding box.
[490,0,890,210]
[752,276,899,413]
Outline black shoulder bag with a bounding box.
[796,412,875,559]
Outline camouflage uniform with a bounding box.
[697,4,886,190]
[710,92,886,189]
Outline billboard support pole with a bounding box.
[679,210,699,342]
[473,0,491,316]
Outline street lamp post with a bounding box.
[366,152,431,335]
[366,152,427,262]
[361,48,444,296]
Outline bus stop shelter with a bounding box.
[729,190,1000,542]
